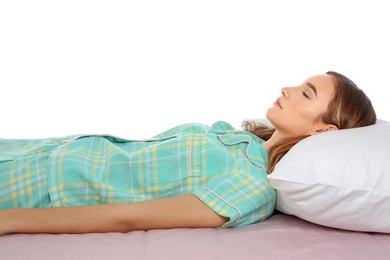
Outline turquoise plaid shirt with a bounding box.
[0,121,275,228]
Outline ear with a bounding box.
[312,124,339,135]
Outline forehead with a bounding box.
[304,74,335,95]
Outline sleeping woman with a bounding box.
[0,71,376,235]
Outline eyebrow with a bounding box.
[306,82,318,98]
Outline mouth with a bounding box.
[273,98,282,109]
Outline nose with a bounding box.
[281,87,288,97]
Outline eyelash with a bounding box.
[302,92,310,99]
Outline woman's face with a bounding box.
[266,74,337,137]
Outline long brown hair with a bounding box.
[243,71,377,173]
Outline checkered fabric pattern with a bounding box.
[0,121,275,228]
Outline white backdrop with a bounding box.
[1,0,389,139]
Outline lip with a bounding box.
[273,98,282,109]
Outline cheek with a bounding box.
[296,106,323,121]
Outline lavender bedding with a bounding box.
[1,212,389,260]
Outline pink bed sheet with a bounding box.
[1,212,389,260]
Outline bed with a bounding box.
[1,119,390,259]
[1,211,390,260]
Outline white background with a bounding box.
[1,0,389,139]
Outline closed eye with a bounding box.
[303,92,310,99]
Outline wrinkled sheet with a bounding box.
[1,213,390,260]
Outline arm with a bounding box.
[0,194,228,235]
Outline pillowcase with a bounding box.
[242,118,390,233]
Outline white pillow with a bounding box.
[267,120,390,233]
[242,118,390,233]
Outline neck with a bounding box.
[262,131,283,151]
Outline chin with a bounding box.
[264,114,276,128]
[265,109,274,122]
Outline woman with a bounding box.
[0,71,376,235]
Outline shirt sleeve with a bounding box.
[192,171,276,228]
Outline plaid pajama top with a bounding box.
[0,121,275,228]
